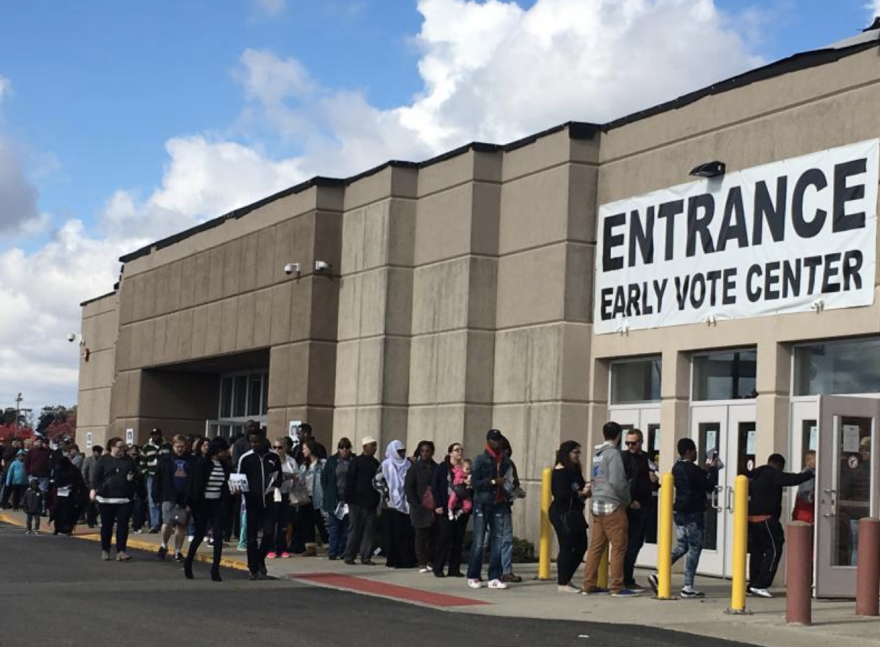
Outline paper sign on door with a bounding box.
[843,424,861,453]
[706,430,717,453]
[809,426,818,452]
[746,431,756,456]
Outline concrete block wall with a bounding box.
[76,293,119,450]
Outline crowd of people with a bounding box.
[0,420,816,598]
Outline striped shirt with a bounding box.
[205,461,225,500]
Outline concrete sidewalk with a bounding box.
[2,510,877,647]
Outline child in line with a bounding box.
[22,480,43,535]
[447,458,473,520]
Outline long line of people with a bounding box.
[1,420,816,599]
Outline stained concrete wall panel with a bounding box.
[495,245,566,329]
[291,280,315,342]
[203,302,223,356]
[139,370,218,421]
[407,405,466,455]
[344,167,393,213]
[274,342,309,408]
[414,186,474,266]
[465,331,495,404]
[563,244,592,323]
[240,233,259,293]
[341,202,390,274]
[190,305,209,358]
[77,388,112,428]
[153,264,171,316]
[253,288,272,348]
[418,151,476,197]
[176,309,194,360]
[129,322,146,368]
[256,227,276,289]
[467,258,497,330]
[600,48,880,164]
[559,323,591,404]
[268,345,290,411]
[412,259,471,335]
[167,260,183,314]
[383,337,411,405]
[117,285,134,326]
[267,408,287,440]
[83,307,119,354]
[300,406,336,448]
[193,252,211,306]
[333,342,360,407]
[309,277,340,343]
[409,332,469,404]
[223,238,243,298]
[499,166,571,254]
[386,269,414,337]
[269,283,293,346]
[491,402,560,481]
[178,255,197,310]
[501,128,573,182]
[130,275,145,322]
[314,211,343,271]
[337,270,387,341]
[559,402,591,450]
[79,348,115,392]
[568,164,598,244]
[164,312,181,361]
[307,341,337,407]
[152,317,167,365]
[388,199,417,267]
[470,183,501,257]
[208,246,225,303]
[220,297,239,353]
[493,325,562,404]
[236,292,256,351]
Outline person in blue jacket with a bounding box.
[5,451,29,510]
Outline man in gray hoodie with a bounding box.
[582,421,637,596]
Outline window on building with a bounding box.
[610,357,662,404]
[692,350,757,401]
[794,338,880,396]
[214,370,269,438]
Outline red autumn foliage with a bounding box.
[45,411,77,442]
[0,424,34,442]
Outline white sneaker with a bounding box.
[419,567,430,574]
[558,584,581,594]
[749,587,773,598]
[488,579,508,590]
[467,579,483,589]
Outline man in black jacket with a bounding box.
[237,430,281,579]
[746,453,814,598]
[152,435,193,562]
[622,429,659,591]
[343,436,380,565]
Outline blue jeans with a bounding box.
[500,504,513,574]
[671,512,704,589]
[147,476,162,530]
[327,513,349,558]
[467,502,506,582]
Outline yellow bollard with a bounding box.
[538,467,552,580]
[727,474,750,615]
[656,472,674,600]
[598,543,610,589]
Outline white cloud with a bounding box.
[868,1,880,21]
[0,0,770,414]
[0,75,10,105]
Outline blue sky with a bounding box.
[0,0,877,414]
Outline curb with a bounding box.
[0,513,249,572]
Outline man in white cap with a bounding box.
[343,436,380,565]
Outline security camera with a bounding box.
[314,260,331,273]
[68,333,77,343]
[283,262,300,276]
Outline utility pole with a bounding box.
[14,392,22,429]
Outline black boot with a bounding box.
[184,559,194,580]
[211,568,222,582]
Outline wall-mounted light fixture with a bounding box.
[283,262,301,277]
[689,161,726,179]
[68,332,90,361]
[314,260,332,273]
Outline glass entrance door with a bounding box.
[690,403,757,577]
[609,406,661,568]
[816,396,879,598]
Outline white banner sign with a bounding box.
[594,139,879,334]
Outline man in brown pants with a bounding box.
[582,421,639,597]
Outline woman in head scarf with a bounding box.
[382,440,416,569]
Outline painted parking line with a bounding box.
[288,572,491,608]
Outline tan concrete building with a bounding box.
[77,29,880,595]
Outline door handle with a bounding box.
[725,485,734,512]
[712,485,724,512]
[823,488,837,495]
[822,511,836,518]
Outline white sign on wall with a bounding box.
[288,420,302,442]
[125,428,134,444]
[86,432,93,449]
[594,140,879,334]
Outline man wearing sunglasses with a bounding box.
[622,429,659,592]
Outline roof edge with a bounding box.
[80,290,117,308]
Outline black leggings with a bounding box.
[550,505,589,586]
[99,502,132,552]
[187,499,226,571]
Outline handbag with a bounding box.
[421,486,436,510]
[562,479,587,534]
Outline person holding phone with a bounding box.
[90,437,146,561]
[549,441,591,593]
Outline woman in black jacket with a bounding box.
[549,440,591,593]
[90,437,146,561]
[184,436,231,581]
[431,442,469,578]
[50,455,86,536]
[404,440,438,573]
